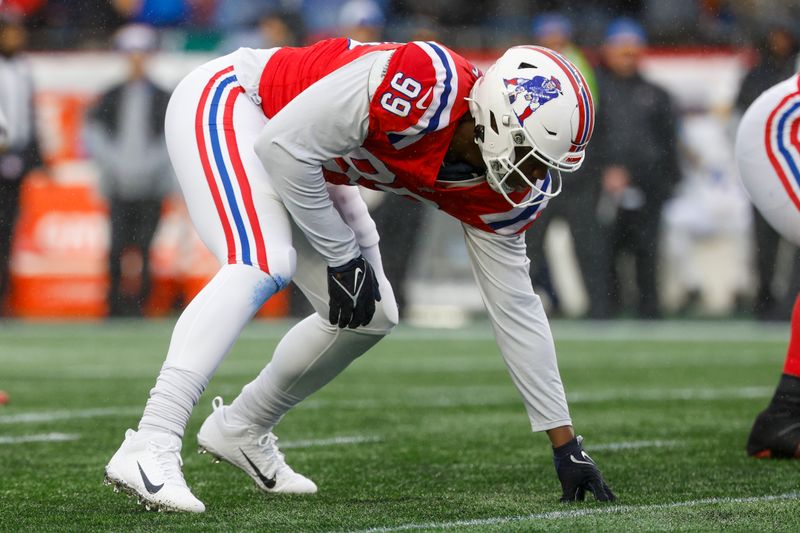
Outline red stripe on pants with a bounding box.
[195,66,237,263]
[222,86,270,273]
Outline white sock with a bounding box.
[138,365,207,438]
[139,263,282,437]
[226,313,384,429]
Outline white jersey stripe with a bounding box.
[420,41,458,132]
[479,176,552,235]
[391,41,459,140]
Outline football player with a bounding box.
[104,38,615,511]
[736,73,800,458]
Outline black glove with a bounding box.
[553,436,616,503]
[327,255,381,329]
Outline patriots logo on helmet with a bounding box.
[504,75,563,124]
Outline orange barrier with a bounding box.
[9,174,107,318]
[8,85,289,319]
[9,175,288,319]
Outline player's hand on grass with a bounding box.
[553,436,616,503]
[327,255,381,329]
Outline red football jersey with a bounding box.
[259,38,551,235]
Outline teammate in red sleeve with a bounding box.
[104,38,614,512]
[736,73,800,458]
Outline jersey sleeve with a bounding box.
[253,51,379,267]
[370,42,475,150]
[462,224,571,431]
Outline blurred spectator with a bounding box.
[85,24,172,317]
[730,1,800,42]
[641,0,698,45]
[0,96,7,150]
[662,113,752,315]
[13,0,800,52]
[33,0,129,49]
[338,0,384,42]
[590,18,680,319]
[403,14,440,42]
[216,8,302,53]
[0,12,42,316]
[300,0,341,40]
[138,0,188,27]
[735,22,800,320]
[643,0,741,45]
[524,12,598,315]
[530,12,597,94]
[114,0,189,27]
[211,0,281,33]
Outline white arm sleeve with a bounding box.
[327,183,380,249]
[254,52,384,267]
[463,224,572,432]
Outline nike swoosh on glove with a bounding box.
[327,255,382,329]
[553,435,616,503]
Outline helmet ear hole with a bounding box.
[489,111,499,135]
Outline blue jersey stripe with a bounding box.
[387,132,403,145]
[487,174,551,230]
[208,75,251,265]
[423,42,453,134]
[776,100,800,194]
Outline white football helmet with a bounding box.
[467,45,595,208]
[735,76,800,247]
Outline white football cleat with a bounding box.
[197,396,317,494]
[104,429,205,513]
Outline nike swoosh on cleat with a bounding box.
[776,422,800,437]
[240,449,276,489]
[137,461,164,494]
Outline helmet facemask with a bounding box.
[480,123,564,208]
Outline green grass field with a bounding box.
[1,319,799,532]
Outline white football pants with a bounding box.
[138,52,398,438]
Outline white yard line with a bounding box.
[233,320,790,343]
[343,492,800,533]
[589,440,681,452]
[300,386,772,411]
[280,435,382,449]
[0,432,79,444]
[0,407,141,424]
[567,386,772,403]
[0,319,788,344]
[0,387,768,426]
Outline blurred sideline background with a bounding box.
[1,0,799,324]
